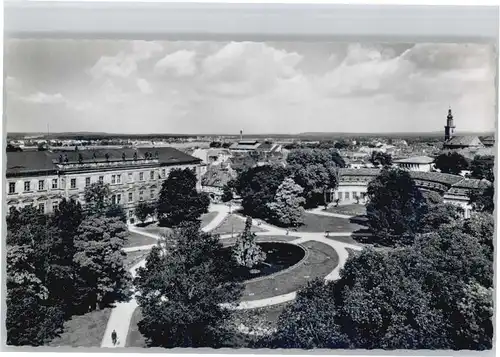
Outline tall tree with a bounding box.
[369,151,393,167]
[73,216,132,311]
[134,223,243,347]
[233,217,266,269]
[84,182,111,216]
[469,184,494,214]
[157,168,210,227]
[135,201,152,224]
[470,155,494,182]
[434,152,469,175]
[235,165,290,219]
[286,148,344,208]
[267,177,306,227]
[365,168,427,246]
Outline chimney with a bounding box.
[240,130,243,141]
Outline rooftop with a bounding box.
[444,136,484,147]
[393,156,434,164]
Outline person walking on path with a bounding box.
[111,330,117,346]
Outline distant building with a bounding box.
[229,140,282,154]
[201,165,237,202]
[330,168,489,218]
[480,136,495,147]
[442,108,485,150]
[393,156,434,172]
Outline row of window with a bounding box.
[336,191,367,200]
[8,168,171,194]
[110,189,155,204]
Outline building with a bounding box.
[330,168,489,218]
[6,148,202,223]
[393,156,434,172]
[481,136,495,147]
[229,140,282,154]
[200,164,237,202]
[443,108,485,150]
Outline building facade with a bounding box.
[6,148,202,223]
[393,156,434,172]
[330,168,489,218]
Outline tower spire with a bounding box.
[444,107,455,141]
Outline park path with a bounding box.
[307,206,354,219]
[101,203,363,347]
[101,204,231,348]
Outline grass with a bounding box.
[326,204,367,216]
[296,213,366,233]
[126,308,147,348]
[221,235,299,246]
[137,225,172,237]
[48,308,112,347]
[242,240,339,301]
[213,214,266,236]
[200,211,218,230]
[124,231,158,248]
[124,250,150,269]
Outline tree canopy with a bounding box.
[434,152,469,175]
[365,168,427,246]
[470,155,494,182]
[233,217,266,268]
[369,151,393,167]
[267,177,306,227]
[134,222,243,347]
[157,168,210,227]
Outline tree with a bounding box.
[235,165,290,219]
[434,152,469,175]
[369,151,393,167]
[221,184,233,203]
[286,148,344,208]
[470,155,494,182]
[105,203,127,222]
[365,168,427,246]
[134,222,243,347]
[232,217,266,269]
[157,168,210,227]
[469,184,494,214]
[84,182,111,216]
[418,202,462,233]
[135,202,152,224]
[267,177,306,227]
[73,216,132,311]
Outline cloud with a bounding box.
[89,52,138,79]
[20,92,67,105]
[136,78,153,94]
[154,50,197,77]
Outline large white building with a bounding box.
[5,148,202,223]
[330,168,490,218]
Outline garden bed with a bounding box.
[212,215,266,236]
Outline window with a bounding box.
[24,181,30,192]
[38,203,45,213]
[117,194,122,204]
[129,210,134,218]
[161,169,166,177]
[52,202,59,212]
[9,182,15,194]
[38,180,45,191]
[345,192,350,199]
[150,189,154,199]
[111,175,116,184]
[70,178,76,189]
[117,174,122,184]
[128,172,133,181]
[128,192,133,202]
[111,195,116,204]
[52,179,58,189]
[139,172,144,181]
[139,190,144,201]
[150,171,154,180]
[85,177,91,187]
[99,176,104,183]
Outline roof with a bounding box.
[394,156,434,164]
[481,136,495,146]
[201,168,235,187]
[229,141,261,150]
[444,136,484,147]
[6,147,201,176]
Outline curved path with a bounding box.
[101,203,363,348]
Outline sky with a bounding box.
[4,39,497,134]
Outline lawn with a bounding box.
[221,234,299,246]
[124,250,150,269]
[126,308,147,348]
[296,213,366,233]
[326,204,367,216]
[213,214,266,236]
[124,231,158,248]
[242,240,339,301]
[200,211,218,230]
[48,308,112,347]
[137,224,172,237]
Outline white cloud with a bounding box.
[136,78,153,94]
[89,52,138,79]
[20,92,67,105]
[154,50,197,77]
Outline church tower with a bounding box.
[444,108,455,141]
